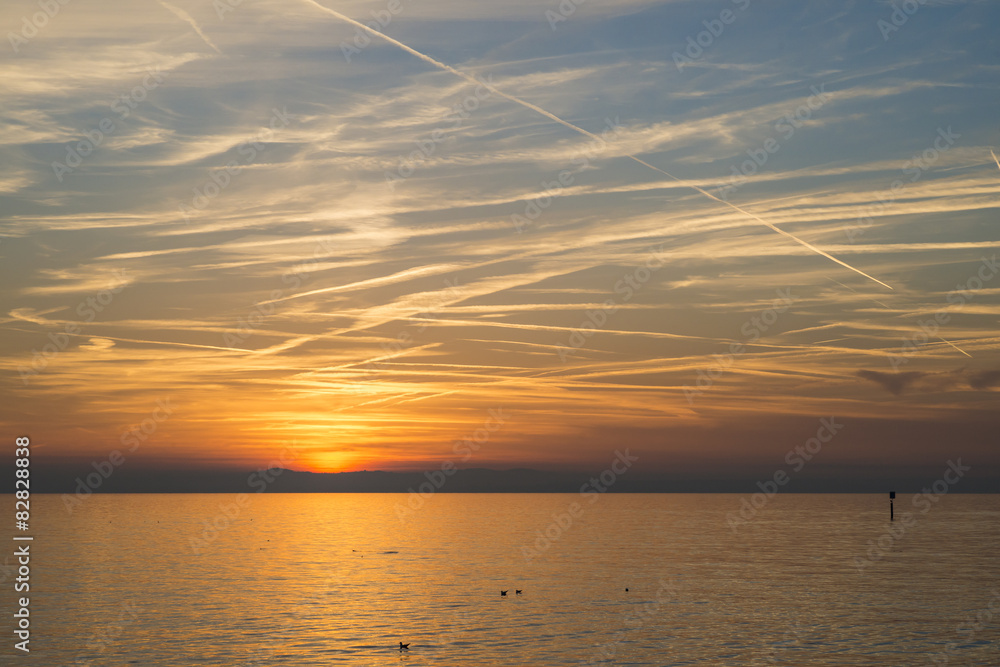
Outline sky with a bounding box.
[1,0,998,485]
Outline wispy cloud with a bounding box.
[155,0,222,54]
[302,0,894,290]
[1,0,998,473]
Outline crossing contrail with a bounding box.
[991,149,1000,173]
[825,277,971,358]
[303,0,893,290]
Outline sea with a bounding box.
[4,493,999,665]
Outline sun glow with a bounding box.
[303,451,362,473]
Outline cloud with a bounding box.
[2,0,999,473]
[79,337,116,352]
[301,0,895,291]
[969,370,1000,390]
[858,368,1000,395]
[856,370,928,395]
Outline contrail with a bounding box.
[157,0,222,54]
[933,335,972,358]
[302,0,893,290]
[3,327,241,352]
[825,277,971,358]
[261,264,454,305]
[991,149,1000,173]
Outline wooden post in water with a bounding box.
[889,491,895,521]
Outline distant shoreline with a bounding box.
[4,466,1000,494]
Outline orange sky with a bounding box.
[2,0,999,482]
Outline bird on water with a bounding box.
[500,590,507,596]
[399,642,409,650]
[515,590,522,595]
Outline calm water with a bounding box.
[3,493,999,665]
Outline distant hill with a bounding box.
[8,465,999,494]
[29,466,666,494]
